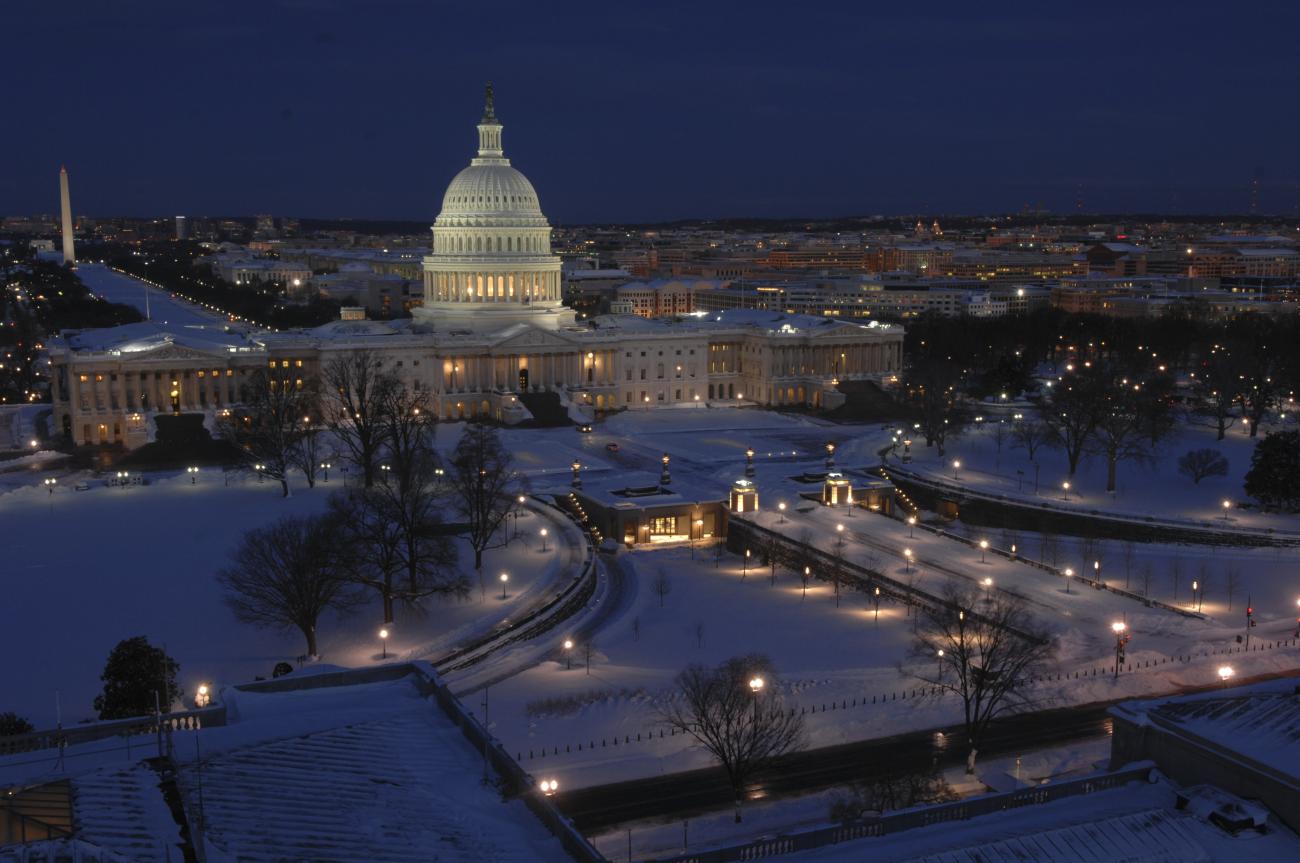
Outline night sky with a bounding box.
[8,1,1300,223]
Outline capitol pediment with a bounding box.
[490,326,579,351]
[133,341,228,361]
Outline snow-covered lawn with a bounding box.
[0,470,572,727]
[901,414,1300,532]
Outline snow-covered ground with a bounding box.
[900,413,1300,532]
[74,262,226,328]
[0,469,575,728]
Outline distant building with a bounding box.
[175,215,188,240]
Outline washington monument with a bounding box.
[59,165,75,265]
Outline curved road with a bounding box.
[555,667,1300,833]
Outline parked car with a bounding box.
[605,442,620,453]
[576,424,593,433]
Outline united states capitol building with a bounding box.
[48,90,902,447]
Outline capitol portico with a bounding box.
[47,88,904,446]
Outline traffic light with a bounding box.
[1247,606,1257,627]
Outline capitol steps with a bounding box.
[71,764,184,863]
[180,713,539,863]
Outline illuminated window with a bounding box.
[268,360,276,369]
[197,370,205,378]
[95,374,104,382]
[79,374,88,383]
[295,359,303,368]
[281,360,289,369]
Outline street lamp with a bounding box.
[44,477,56,495]
[936,648,944,679]
[979,539,988,563]
[904,548,913,574]
[571,460,582,489]
[661,453,671,486]
[981,576,993,601]
[952,460,961,481]
[320,462,331,482]
[187,465,199,483]
[907,515,916,537]
[1217,664,1234,688]
[1061,481,1071,501]
[540,779,559,796]
[803,565,811,598]
[379,627,389,659]
[563,638,574,670]
[540,528,549,553]
[825,441,836,469]
[500,572,509,599]
[1093,559,1101,584]
[1221,499,1232,521]
[1064,567,1073,594]
[743,548,751,579]
[194,683,211,708]
[778,502,786,523]
[748,675,764,721]
[745,447,755,477]
[1191,579,1199,611]
[1111,621,1128,678]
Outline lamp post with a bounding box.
[1064,567,1073,594]
[514,494,526,538]
[904,548,913,574]
[540,528,549,553]
[981,576,993,601]
[320,462,331,483]
[1221,499,1232,522]
[187,466,199,484]
[500,572,509,600]
[743,548,751,579]
[541,779,558,797]
[255,464,265,483]
[873,585,881,621]
[1111,622,1128,678]
[907,515,917,537]
[745,447,755,478]
[979,539,988,564]
[1061,481,1070,501]
[825,441,836,470]
[748,676,764,721]
[379,627,389,659]
[778,502,786,523]
[194,684,211,708]
[952,460,961,481]
[661,453,671,486]
[1217,664,1234,688]
[1093,559,1101,585]
[44,477,56,495]
[1191,579,1200,611]
[936,648,944,680]
[571,460,582,489]
[563,638,573,670]
[802,566,810,599]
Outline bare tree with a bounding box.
[322,350,397,488]
[1043,373,1104,477]
[653,570,672,607]
[448,421,519,571]
[1177,449,1229,485]
[908,585,1052,774]
[376,384,463,601]
[293,413,325,489]
[1168,559,1182,603]
[217,513,362,657]
[221,369,317,497]
[1011,419,1052,463]
[991,421,1008,468]
[1194,345,1244,441]
[1196,562,1211,611]
[1121,541,1136,590]
[659,655,804,822]
[1140,561,1154,597]
[830,768,956,822]
[1225,565,1241,611]
[1039,532,1061,567]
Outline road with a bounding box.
[75,262,225,327]
[555,667,1300,833]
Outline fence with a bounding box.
[0,706,226,759]
[882,465,1300,548]
[433,496,599,674]
[514,638,1300,762]
[641,764,1156,863]
[0,838,136,863]
[894,507,1205,619]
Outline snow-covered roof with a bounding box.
[1111,678,1300,782]
[59,321,260,355]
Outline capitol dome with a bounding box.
[415,85,570,332]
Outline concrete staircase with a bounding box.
[182,713,542,862]
[517,391,572,427]
[71,764,183,863]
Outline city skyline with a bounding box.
[7,1,1300,223]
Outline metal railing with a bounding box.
[0,706,226,758]
[642,764,1155,863]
